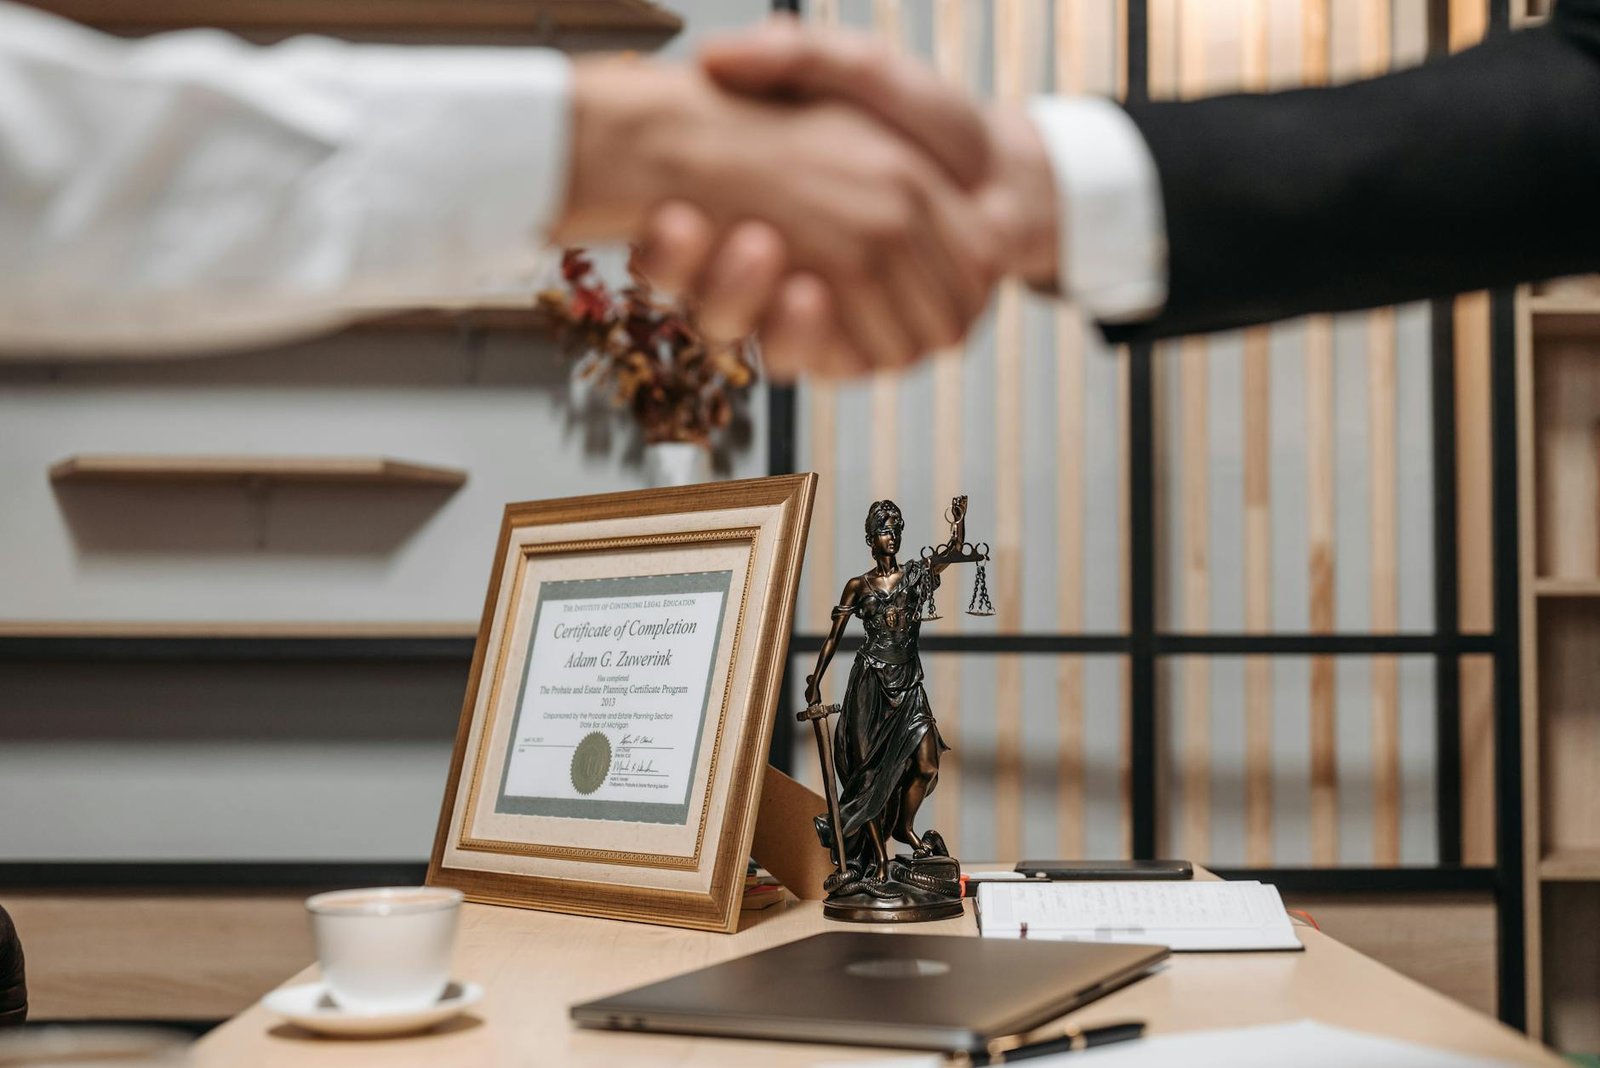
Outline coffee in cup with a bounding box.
[305,887,463,1014]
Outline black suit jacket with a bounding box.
[1106,0,1600,342]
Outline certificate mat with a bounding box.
[429,476,816,934]
[495,570,735,825]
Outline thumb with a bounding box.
[700,21,992,189]
[698,17,812,96]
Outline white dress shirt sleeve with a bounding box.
[1027,96,1168,325]
[0,1,571,355]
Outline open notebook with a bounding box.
[976,880,1303,952]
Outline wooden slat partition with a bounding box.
[1175,0,1211,862]
[1179,336,1211,859]
[869,0,902,502]
[795,0,841,798]
[1115,0,1132,859]
[1055,0,1088,859]
[1457,293,1497,864]
[1118,350,1135,857]
[1146,0,1175,861]
[791,0,1466,872]
[1241,0,1275,867]
[993,0,1028,863]
[1448,1,1496,868]
[930,0,966,846]
[1358,0,1402,865]
[1300,0,1339,867]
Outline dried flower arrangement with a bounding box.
[538,248,758,447]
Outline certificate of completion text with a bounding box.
[495,571,734,825]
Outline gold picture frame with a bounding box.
[428,475,816,933]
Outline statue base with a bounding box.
[820,852,963,925]
[822,896,964,923]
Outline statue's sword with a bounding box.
[798,701,848,878]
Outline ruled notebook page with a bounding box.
[976,880,1303,951]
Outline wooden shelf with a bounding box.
[1540,850,1600,882]
[49,455,468,488]
[1529,295,1600,338]
[0,621,476,639]
[1529,296,1600,314]
[18,0,681,38]
[0,624,479,661]
[351,306,553,333]
[1533,578,1600,598]
[348,303,556,334]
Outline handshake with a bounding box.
[551,19,1062,381]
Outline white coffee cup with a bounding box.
[305,886,464,1014]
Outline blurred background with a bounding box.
[0,0,1594,1056]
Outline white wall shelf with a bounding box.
[49,455,469,488]
[20,0,681,38]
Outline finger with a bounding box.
[700,23,991,187]
[696,220,788,342]
[881,245,963,358]
[758,272,834,381]
[867,155,996,353]
[771,273,874,381]
[634,200,717,298]
[831,273,915,375]
[907,169,1001,329]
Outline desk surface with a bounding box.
[194,886,1560,1067]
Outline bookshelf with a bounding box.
[1518,275,1600,1050]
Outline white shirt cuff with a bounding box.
[1027,96,1168,324]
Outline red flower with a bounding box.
[570,285,610,324]
[561,249,594,284]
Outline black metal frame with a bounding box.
[0,0,1525,1033]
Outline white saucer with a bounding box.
[262,980,483,1038]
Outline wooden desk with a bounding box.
[194,891,1560,1066]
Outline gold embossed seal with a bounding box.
[570,732,611,795]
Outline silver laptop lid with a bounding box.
[571,931,1167,1052]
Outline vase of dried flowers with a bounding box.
[539,249,757,487]
[642,440,711,488]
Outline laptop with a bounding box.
[570,932,1167,1053]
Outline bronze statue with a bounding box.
[801,495,990,922]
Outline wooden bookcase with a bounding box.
[1518,275,1600,1050]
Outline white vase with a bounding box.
[643,441,711,487]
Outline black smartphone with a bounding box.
[1014,859,1194,880]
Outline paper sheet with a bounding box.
[814,1021,1521,1068]
[976,880,1302,951]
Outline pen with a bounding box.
[956,1021,1145,1065]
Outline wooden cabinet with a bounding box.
[1517,276,1600,1051]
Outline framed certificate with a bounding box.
[428,475,816,932]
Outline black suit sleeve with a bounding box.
[1103,0,1600,343]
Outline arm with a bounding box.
[0,2,570,355]
[804,577,862,706]
[698,5,1600,364]
[1100,1,1600,341]
[927,495,967,578]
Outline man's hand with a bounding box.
[553,55,1000,377]
[628,21,1065,380]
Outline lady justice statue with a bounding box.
[800,495,992,922]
